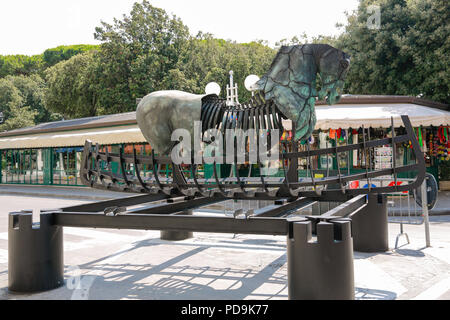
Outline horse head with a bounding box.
[252,44,350,141]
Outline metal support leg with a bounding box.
[160,210,194,241]
[8,212,64,293]
[352,194,389,252]
[421,180,431,248]
[394,223,410,249]
[287,218,354,300]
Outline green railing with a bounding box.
[1,143,438,187]
[0,148,84,186]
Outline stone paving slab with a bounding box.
[0,194,449,300]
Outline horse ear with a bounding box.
[254,76,268,92]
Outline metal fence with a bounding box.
[0,143,206,187]
[0,148,84,186]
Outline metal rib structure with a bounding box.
[200,94,285,133]
[80,113,425,201]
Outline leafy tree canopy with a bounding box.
[336,0,449,104]
[170,34,276,102]
[1,0,448,131]
[44,51,100,119]
[92,0,191,114]
[0,74,58,131]
[42,44,100,68]
[0,54,43,78]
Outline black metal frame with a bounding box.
[8,115,427,299]
[80,115,425,201]
[49,193,353,235]
[9,189,370,299]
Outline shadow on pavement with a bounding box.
[2,237,288,300]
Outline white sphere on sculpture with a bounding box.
[205,82,221,96]
[244,74,260,92]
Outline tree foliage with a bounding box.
[44,51,100,118]
[171,34,276,102]
[6,74,56,123]
[0,103,37,131]
[336,0,449,104]
[92,0,191,114]
[0,75,52,131]
[90,0,277,114]
[42,44,100,68]
[0,0,448,130]
[0,54,43,78]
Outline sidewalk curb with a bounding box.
[0,190,118,201]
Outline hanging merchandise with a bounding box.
[431,126,450,161]
[423,128,427,153]
[437,126,449,144]
[319,132,328,149]
[329,129,336,140]
[281,129,293,141]
[416,127,424,149]
[429,130,434,158]
[339,129,346,143]
[352,131,359,167]
[444,127,448,142]
[433,130,440,157]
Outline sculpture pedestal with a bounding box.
[160,210,194,241]
[287,218,354,300]
[352,194,389,252]
[8,212,64,293]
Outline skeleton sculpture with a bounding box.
[136,44,351,156]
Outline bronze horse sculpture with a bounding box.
[136,44,351,156]
[81,44,425,202]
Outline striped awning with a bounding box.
[315,103,450,130]
[0,125,147,150]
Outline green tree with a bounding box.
[7,74,56,123]
[168,35,276,102]
[44,51,101,118]
[0,77,39,131]
[336,0,449,104]
[42,44,100,68]
[0,54,43,78]
[0,78,23,121]
[93,0,190,114]
[0,104,37,131]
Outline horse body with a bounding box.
[136,90,205,155]
[137,44,350,155]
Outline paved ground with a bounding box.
[0,189,449,300]
[2,184,449,215]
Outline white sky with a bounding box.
[0,0,360,56]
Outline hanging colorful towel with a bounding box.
[438,126,449,144]
[329,129,336,140]
[416,127,424,149]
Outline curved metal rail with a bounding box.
[80,115,425,201]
